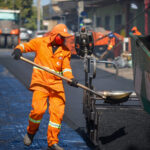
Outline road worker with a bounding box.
[12,24,78,150]
[131,26,142,36]
[100,32,115,61]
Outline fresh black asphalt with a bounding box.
[1,49,150,150]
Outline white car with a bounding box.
[20,28,30,41]
[34,30,48,38]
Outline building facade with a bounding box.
[42,0,149,36]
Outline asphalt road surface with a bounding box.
[0,49,150,150]
[0,64,90,150]
[0,49,134,128]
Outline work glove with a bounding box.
[68,78,78,88]
[12,49,22,60]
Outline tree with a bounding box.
[0,0,37,30]
[25,6,37,30]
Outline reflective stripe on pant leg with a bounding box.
[49,121,61,129]
[29,116,41,124]
[27,90,48,135]
[47,91,65,146]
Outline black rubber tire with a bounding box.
[12,35,19,47]
[0,35,5,48]
[7,35,12,48]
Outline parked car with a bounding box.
[34,30,48,38]
[20,28,30,41]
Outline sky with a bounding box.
[33,0,50,6]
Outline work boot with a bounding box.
[24,133,35,146]
[47,143,64,150]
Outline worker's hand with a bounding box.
[12,49,22,60]
[68,78,78,88]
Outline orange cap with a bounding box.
[47,24,72,44]
[51,24,72,37]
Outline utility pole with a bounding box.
[78,1,84,31]
[37,0,41,31]
[144,0,150,35]
[125,0,130,37]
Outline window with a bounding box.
[105,16,110,30]
[115,15,122,33]
[96,17,101,27]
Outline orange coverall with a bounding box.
[15,24,74,146]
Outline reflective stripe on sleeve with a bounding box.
[29,117,41,124]
[20,44,25,53]
[62,68,72,74]
[33,66,63,75]
[49,121,61,129]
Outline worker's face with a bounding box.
[54,34,65,45]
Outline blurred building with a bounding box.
[84,0,145,36]
[42,0,78,32]
[42,0,149,35]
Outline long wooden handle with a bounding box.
[20,56,72,82]
[20,56,104,98]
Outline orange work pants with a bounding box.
[27,90,65,146]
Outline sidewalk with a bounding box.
[0,65,90,150]
[97,64,133,80]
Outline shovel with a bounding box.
[20,56,131,103]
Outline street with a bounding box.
[0,58,90,150]
[0,0,150,149]
[0,49,134,129]
[1,49,150,150]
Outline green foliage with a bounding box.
[0,0,37,30]
[25,6,37,30]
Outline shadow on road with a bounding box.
[99,127,127,144]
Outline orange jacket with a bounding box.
[15,24,74,93]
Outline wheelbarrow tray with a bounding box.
[98,91,132,104]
